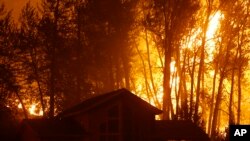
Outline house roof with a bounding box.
[58,88,162,117]
[21,118,86,137]
[153,120,210,141]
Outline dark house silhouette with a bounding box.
[19,118,86,141]
[153,120,210,141]
[0,104,18,141]
[19,88,210,141]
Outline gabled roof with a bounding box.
[58,88,162,117]
[153,120,210,141]
[21,118,85,137]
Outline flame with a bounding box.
[18,103,22,109]
[17,102,43,116]
[132,10,224,120]
[29,104,36,115]
[28,103,43,116]
[206,11,223,62]
[132,31,180,112]
[206,11,223,39]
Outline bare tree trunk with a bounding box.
[175,43,181,119]
[194,5,211,123]
[237,47,242,124]
[49,0,60,118]
[15,91,28,119]
[145,28,161,108]
[49,53,55,118]
[162,0,175,120]
[211,39,230,140]
[229,47,239,125]
[115,59,122,89]
[188,51,197,120]
[135,44,151,102]
[229,64,235,125]
[29,47,45,116]
[208,65,218,136]
[236,20,244,125]
[123,58,130,89]
[162,42,172,120]
[179,51,188,119]
[35,73,45,116]
[211,72,225,141]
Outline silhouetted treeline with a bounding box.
[0,0,137,117]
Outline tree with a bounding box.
[18,2,46,117]
[210,0,250,139]
[81,0,137,92]
[194,0,215,124]
[143,0,199,120]
[37,0,80,117]
[0,3,28,118]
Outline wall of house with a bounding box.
[73,100,122,141]
[90,100,122,141]
[122,102,155,141]
[71,98,157,141]
[74,113,90,132]
[20,125,40,141]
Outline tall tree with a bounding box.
[18,2,46,117]
[144,0,199,120]
[194,0,214,124]
[0,3,28,119]
[210,0,250,139]
[38,0,76,117]
[82,0,137,92]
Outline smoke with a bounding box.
[1,0,39,22]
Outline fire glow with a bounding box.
[132,11,223,111]
[18,102,43,116]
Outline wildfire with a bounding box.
[28,103,43,116]
[18,103,22,109]
[206,11,223,40]
[18,102,43,117]
[206,11,223,61]
[132,10,224,120]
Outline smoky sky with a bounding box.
[1,0,39,21]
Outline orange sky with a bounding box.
[1,0,40,21]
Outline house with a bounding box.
[58,88,162,141]
[19,88,210,141]
[152,120,210,141]
[18,118,86,141]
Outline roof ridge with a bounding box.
[57,88,162,118]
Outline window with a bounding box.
[99,105,121,141]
